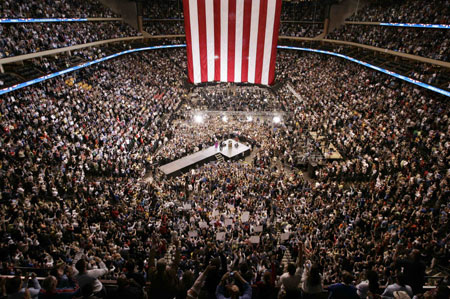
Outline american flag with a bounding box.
[183,0,282,85]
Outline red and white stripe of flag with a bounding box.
[183,0,282,85]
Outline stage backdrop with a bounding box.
[183,0,282,85]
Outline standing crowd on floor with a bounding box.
[0,48,448,299]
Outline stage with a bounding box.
[159,139,251,177]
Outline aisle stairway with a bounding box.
[215,153,225,164]
[281,249,293,268]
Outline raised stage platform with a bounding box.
[159,139,251,177]
[309,131,343,160]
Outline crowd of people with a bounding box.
[0,22,139,58]
[144,21,325,38]
[154,114,268,165]
[348,0,449,24]
[195,85,279,112]
[279,23,323,38]
[0,0,117,18]
[144,21,185,36]
[280,1,325,22]
[145,0,183,19]
[0,1,448,299]
[327,25,449,62]
[0,43,448,299]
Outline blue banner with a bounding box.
[0,18,88,23]
[1,44,448,97]
[379,22,450,29]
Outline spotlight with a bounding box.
[247,116,253,122]
[194,115,203,123]
[273,116,281,124]
[222,115,228,122]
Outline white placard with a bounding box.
[281,232,291,241]
[188,231,198,238]
[212,209,219,217]
[255,225,263,232]
[225,219,233,226]
[199,221,208,228]
[183,203,192,210]
[241,212,250,222]
[249,236,260,244]
[216,232,226,241]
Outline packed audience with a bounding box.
[144,21,325,38]
[0,44,448,299]
[0,1,448,299]
[348,0,449,24]
[145,0,183,19]
[154,115,268,165]
[279,23,323,38]
[327,25,449,62]
[0,0,117,18]
[281,0,325,22]
[0,22,139,58]
[30,47,107,74]
[195,85,279,112]
[144,21,185,36]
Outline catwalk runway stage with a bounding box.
[159,139,251,177]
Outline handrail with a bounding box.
[87,18,122,22]
[345,21,382,26]
[278,36,450,69]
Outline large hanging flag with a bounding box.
[183,0,282,85]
